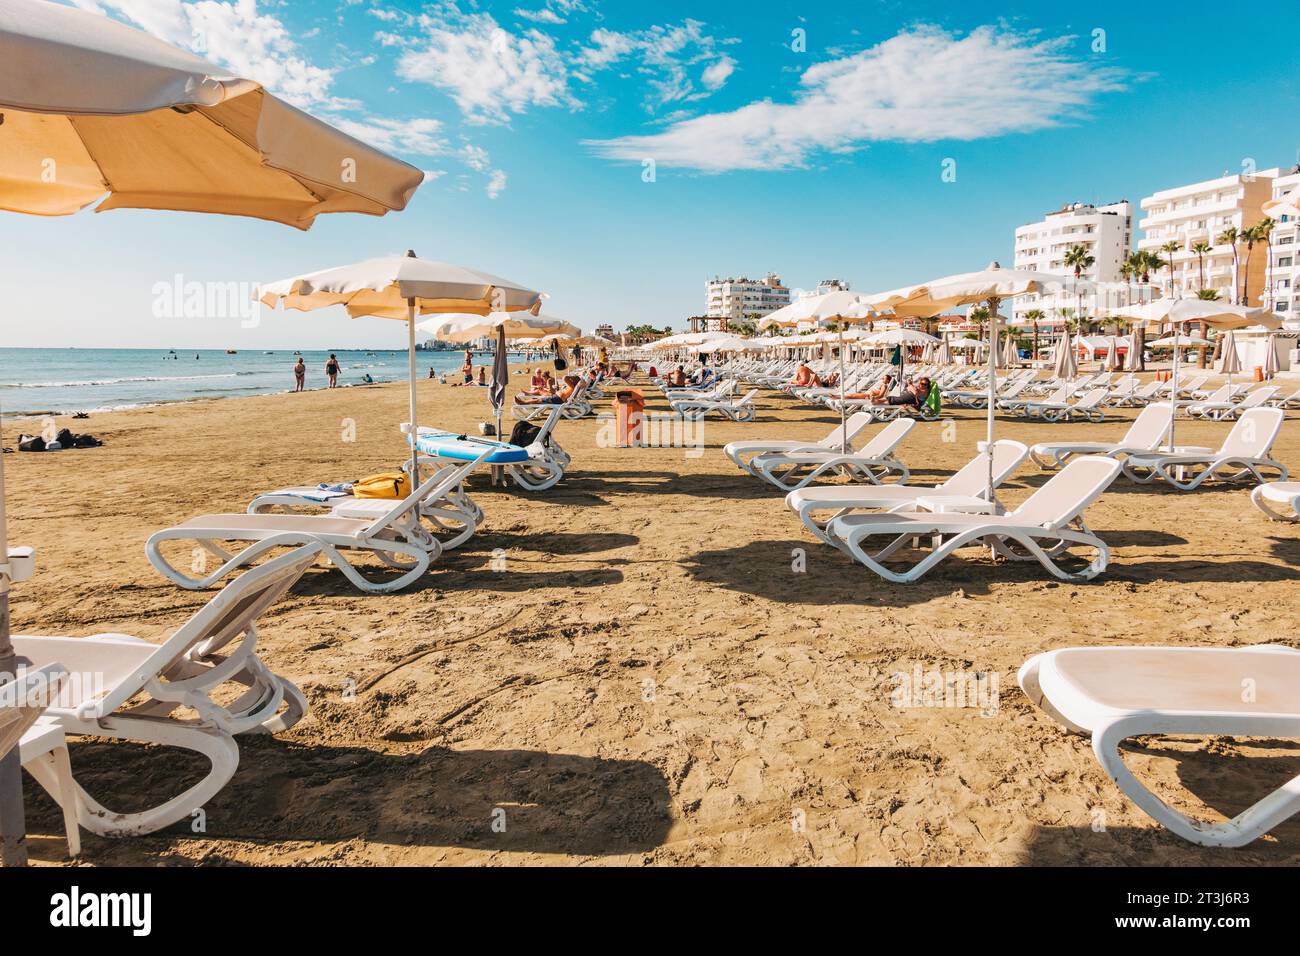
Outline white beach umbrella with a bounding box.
[1214,329,1242,391]
[865,328,939,382]
[1124,330,1142,371]
[262,253,543,474]
[935,335,953,365]
[862,262,1081,500]
[1052,335,1077,380]
[1264,333,1281,379]
[1263,183,1300,220]
[1149,333,1213,348]
[0,0,425,865]
[1113,299,1280,449]
[1103,336,1119,371]
[1001,330,1020,367]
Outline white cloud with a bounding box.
[486,169,508,199]
[578,20,739,110]
[701,55,735,91]
[329,116,447,157]
[514,7,565,25]
[461,143,491,171]
[587,25,1130,172]
[395,9,577,124]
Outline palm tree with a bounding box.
[1253,218,1277,308]
[1190,240,1211,293]
[1120,258,1136,307]
[1217,226,1240,304]
[1160,240,1182,298]
[1064,244,1095,329]
[1024,308,1045,364]
[1241,225,1262,305]
[1196,288,1220,300]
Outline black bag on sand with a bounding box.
[509,421,542,448]
[17,434,45,452]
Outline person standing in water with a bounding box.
[294,356,306,392]
[325,353,340,388]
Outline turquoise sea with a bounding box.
[0,348,487,416]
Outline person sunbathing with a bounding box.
[667,366,688,387]
[810,372,840,388]
[887,377,931,408]
[843,374,893,403]
[518,374,580,405]
[791,363,815,387]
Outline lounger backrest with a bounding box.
[940,440,1029,497]
[1042,383,1074,404]
[1012,456,1121,528]
[1135,381,1162,397]
[531,406,564,446]
[1220,407,1285,458]
[80,543,322,719]
[0,664,67,758]
[1073,387,1109,409]
[735,390,758,406]
[859,417,915,458]
[1123,402,1173,448]
[1237,387,1278,410]
[822,412,877,449]
[1200,385,1231,404]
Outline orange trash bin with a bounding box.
[612,390,646,448]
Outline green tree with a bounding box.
[1217,226,1241,304]
[1190,240,1212,293]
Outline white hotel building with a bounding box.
[1012,201,1133,324]
[1264,168,1300,329]
[705,273,791,324]
[1136,168,1278,305]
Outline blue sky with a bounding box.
[5,0,1299,348]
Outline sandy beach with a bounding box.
[5,371,1300,866]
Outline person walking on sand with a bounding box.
[293,356,306,392]
[325,353,340,388]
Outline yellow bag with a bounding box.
[352,471,411,499]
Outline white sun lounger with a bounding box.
[1019,643,1300,847]
[723,411,878,476]
[673,388,759,422]
[14,544,317,837]
[1121,407,1288,491]
[149,449,493,593]
[1021,387,1109,423]
[1187,386,1278,421]
[824,456,1121,582]
[4,663,79,856]
[1029,403,1172,470]
[512,379,591,421]
[749,418,915,491]
[1251,481,1300,522]
[785,439,1029,544]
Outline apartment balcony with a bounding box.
[1138,196,1240,231]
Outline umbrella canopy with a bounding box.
[1001,330,1019,367]
[1103,337,1118,370]
[1263,183,1300,220]
[863,262,1079,499]
[757,291,873,329]
[698,336,752,353]
[0,0,425,867]
[1149,333,1213,348]
[1214,330,1242,376]
[1052,336,1077,380]
[422,312,578,342]
[260,256,542,320]
[0,0,423,228]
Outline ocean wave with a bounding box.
[2,373,240,389]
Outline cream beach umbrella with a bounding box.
[863,262,1081,500]
[1263,333,1282,379]
[935,334,954,365]
[1001,329,1020,368]
[262,253,543,475]
[1214,329,1242,391]
[419,312,577,439]
[1103,336,1119,371]
[1114,299,1280,449]
[0,0,425,865]
[1124,330,1143,371]
[1052,335,1078,380]
[865,328,940,383]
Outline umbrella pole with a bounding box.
[0,446,28,867]
[837,327,847,451]
[407,298,419,482]
[1169,328,1180,451]
[986,297,998,501]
